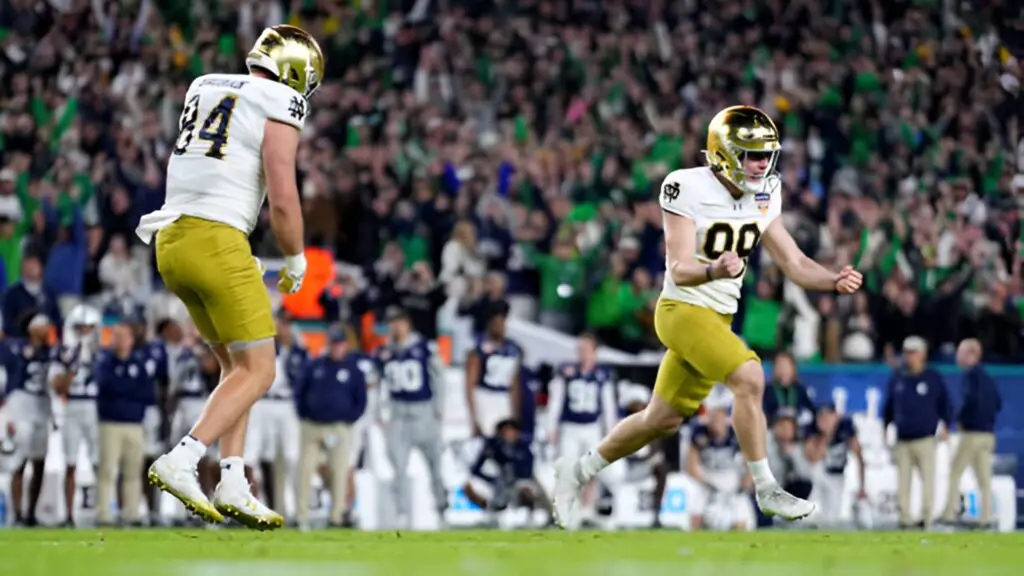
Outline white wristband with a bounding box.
[284,253,307,274]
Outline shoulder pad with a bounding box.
[661,175,682,204]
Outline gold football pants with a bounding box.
[652,298,759,417]
[155,216,275,346]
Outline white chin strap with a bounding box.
[246,54,280,80]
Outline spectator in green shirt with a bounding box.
[521,233,598,334]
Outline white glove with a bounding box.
[278,253,307,295]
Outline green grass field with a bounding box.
[2,529,1022,576]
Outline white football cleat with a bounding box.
[148,455,224,525]
[213,481,284,531]
[756,485,816,521]
[551,457,584,530]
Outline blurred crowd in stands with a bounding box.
[0,0,1022,364]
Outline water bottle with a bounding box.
[0,490,7,528]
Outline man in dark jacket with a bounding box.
[883,335,952,530]
[941,338,1002,527]
[95,322,155,526]
[294,326,369,529]
[2,255,59,337]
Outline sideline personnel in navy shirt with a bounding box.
[941,338,1002,526]
[294,326,369,528]
[462,419,547,517]
[883,335,951,529]
[94,323,155,526]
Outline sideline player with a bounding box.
[545,332,616,525]
[135,25,324,529]
[552,106,864,528]
[49,304,103,527]
[465,301,523,438]
[4,313,55,527]
[377,307,448,528]
[686,406,755,531]
[805,403,866,525]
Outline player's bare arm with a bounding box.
[762,217,863,293]
[685,444,708,487]
[850,435,867,497]
[664,211,744,286]
[263,120,304,257]
[464,350,482,435]
[510,366,522,422]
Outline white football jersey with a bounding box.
[136,73,307,243]
[659,167,782,314]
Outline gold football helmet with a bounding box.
[246,25,324,99]
[705,105,781,193]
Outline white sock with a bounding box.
[171,435,207,467]
[747,458,777,491]
[220,456,247,487]
[575,449,609,483]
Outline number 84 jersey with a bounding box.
[658,167,782,314]
[141,73,308,241]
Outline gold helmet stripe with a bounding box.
[245,25,324,99]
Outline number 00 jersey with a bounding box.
[137,73,308,242]
[659,167,782,314]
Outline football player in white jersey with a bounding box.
[49,304,102,527]
[552,105,864,529]
[135,25,323,530]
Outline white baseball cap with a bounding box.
[902,335,927,353]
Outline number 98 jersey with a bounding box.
[658,167,782,314]
[162,73,308,236]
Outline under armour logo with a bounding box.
[662,181,680,202]
[288,96,306,121]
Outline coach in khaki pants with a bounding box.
[95,324,156,525]
[883,336,952,529]
[942,339,1002,526]
[294,327,368,528]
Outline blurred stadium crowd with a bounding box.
[0,0,1020,530]
[0,0,1022,361]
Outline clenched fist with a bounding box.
[712,251,745,279]
[835,265,863,294]
[278,253,308,295]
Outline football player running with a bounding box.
[135,25,323,530]
[552,106,863,528]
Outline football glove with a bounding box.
[278,253,307,295]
